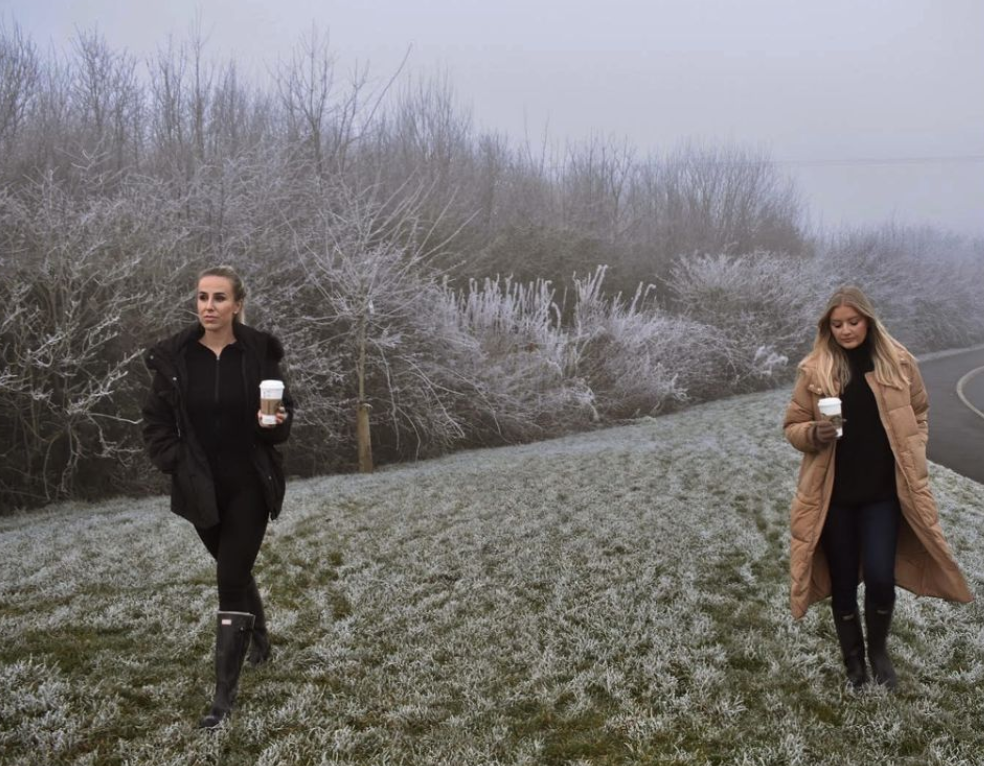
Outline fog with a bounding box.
[4,0,982,237]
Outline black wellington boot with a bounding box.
[865,602,898,690]
[245,579,271,666]
[832,606,868,689]
[198,611,255,728]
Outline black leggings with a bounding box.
[821,497,900,615]
[195,464,269,613]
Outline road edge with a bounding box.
[956,367,984,421]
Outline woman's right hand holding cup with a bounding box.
[813,419,839,446]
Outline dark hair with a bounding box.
[198,266,247,324]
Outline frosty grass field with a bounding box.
[1,387,983,766]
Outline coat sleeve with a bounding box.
[907,354,930,442]
[783,370,820,454]
[141,370,181,473]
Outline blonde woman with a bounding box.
[142,266,293,727]
[784,285,972,689]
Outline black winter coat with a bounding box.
[141,322,294,527]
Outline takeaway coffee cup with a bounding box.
[818,397,843,438]
[260,380,285,425]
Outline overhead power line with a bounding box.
[773,154,984,168]
[538,153,984,172]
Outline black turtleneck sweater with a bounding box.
[830,341,898,507]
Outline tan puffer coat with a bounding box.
[783,347,973,619]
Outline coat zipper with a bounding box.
[214,353,222,439]
[172,375,183,439]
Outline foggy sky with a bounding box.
[3,0,982,236]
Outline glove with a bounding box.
[813,420,839,446]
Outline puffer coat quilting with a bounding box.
[783,347,973,619]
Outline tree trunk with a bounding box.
[356,402,373,473]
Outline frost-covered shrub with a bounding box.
[569,268,721,416]
[446,275,595,441]
[447,267,731,431]
[0,179,190,510]
[666,251,824,390]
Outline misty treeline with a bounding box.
[1,22,983,511]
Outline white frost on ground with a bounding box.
[1,387,982,765]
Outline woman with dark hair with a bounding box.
[142,266,293,727]
[784,285,972,690]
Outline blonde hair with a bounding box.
[197,265,247,324]
[803,285,909,394]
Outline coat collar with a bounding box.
[145,322,280,376]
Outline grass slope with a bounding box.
[2,388,983,766]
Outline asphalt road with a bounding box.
[919,347,984,484]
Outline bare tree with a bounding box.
[281,178,472,469]
[0,20,40,153]
[274,25,375,180]
[819,224,984,351]
[0,176,190,509]
[70,28,143,177]
[561,135,637,243]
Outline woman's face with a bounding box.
[829,304,869,350]
[197,276,241,333]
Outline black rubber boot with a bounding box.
[832,606,867,689]
[245,579,271,666]
[198,611,255,728]
[865,602,898,690]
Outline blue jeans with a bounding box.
[821,497,901,615]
